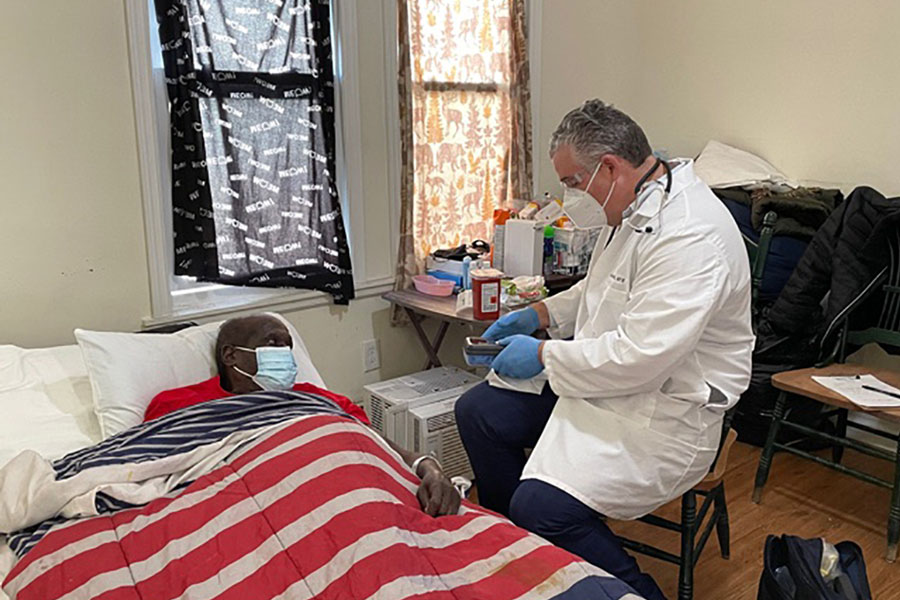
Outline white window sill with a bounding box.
[141,276,394,328]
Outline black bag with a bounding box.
[758,535,872,600]
[733,324,824,447]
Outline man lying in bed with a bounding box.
[143,314,460,517]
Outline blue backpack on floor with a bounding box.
[758,535,872,600]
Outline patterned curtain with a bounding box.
[154,0,354,304]
[394,0,418,308]
[394,0,533,293]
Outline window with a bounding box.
[128,1,376,324]
[403,0,532,262]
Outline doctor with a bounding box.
[455,100,754,600]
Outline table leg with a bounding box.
[404,308,446,369]
[424,321,450,370]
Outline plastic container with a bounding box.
[534,198,563,223]
[462,256,472,289]
[471,268,503,320]
[543,225,555,277]
[412,274,455,296]
[491,209,510,271]
[519,201,541,220]
[553,227,577,274]
[426,269,463,287]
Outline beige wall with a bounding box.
[536,0,900,197]
[0,1,151,348]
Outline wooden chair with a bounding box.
[618,423,739,600]
[752,228,900,561]
[743,211,778,327]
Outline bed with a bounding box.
[0,322,643,600]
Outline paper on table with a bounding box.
[811,374,900,409]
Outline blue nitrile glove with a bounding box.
[483,307,541,342]
[490,335,544,379]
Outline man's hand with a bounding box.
[381,438,462,517]
[490,335,545,379]
[483,306,542,342]
[415,459,461,517]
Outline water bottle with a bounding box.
[543,225,555,277]
[462,256,472,290]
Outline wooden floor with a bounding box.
[610,442,898,599]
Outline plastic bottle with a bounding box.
[491,209,510,271]
[462,256,472,290]
[543,225,555,277]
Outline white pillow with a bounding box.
[0,344,101,470]
[75,313,325,439]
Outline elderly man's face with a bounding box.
[223,316,293,391]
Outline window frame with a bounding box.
[126,1,391,327]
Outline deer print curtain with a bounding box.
[394,0,533,296]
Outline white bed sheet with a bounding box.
[0,343,100,599]
[0,344,100,469]
[0,542,12,600]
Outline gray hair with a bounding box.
[549,99,652,168]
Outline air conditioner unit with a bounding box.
[408,396,473,480]
[363,366,481,449]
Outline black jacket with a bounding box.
[765,186,900,341]
[736,187,900,445]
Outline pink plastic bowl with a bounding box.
[413,275,455,296]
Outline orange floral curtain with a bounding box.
[395,0,532,294]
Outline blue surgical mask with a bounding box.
[234,346,297,391]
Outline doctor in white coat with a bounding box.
[455,100,754,600]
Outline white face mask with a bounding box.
[562,162,616,229]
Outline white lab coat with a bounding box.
[523,159,754,520]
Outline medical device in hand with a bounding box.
[465,337,504,355]
[463,337,503,367]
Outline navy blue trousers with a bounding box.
[455,382,667,600]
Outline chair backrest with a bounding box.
[743,211,778,325]
[843,227,900,356]
[820,225,900,364]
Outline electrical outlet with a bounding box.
[362,339,380,372]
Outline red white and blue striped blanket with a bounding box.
[1,392,641,600]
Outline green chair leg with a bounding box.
[753,391,787,503]
[832,408,849,464]
[678,491,697,600]
[888,441,900,562]
[714,485,730,559]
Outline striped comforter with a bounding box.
[1,392,641,600]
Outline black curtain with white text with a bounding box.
[154,0,354,303]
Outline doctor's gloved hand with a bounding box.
[490,335,545,380]
[483,307,541,342]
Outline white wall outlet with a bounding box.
[362,339,380,372]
